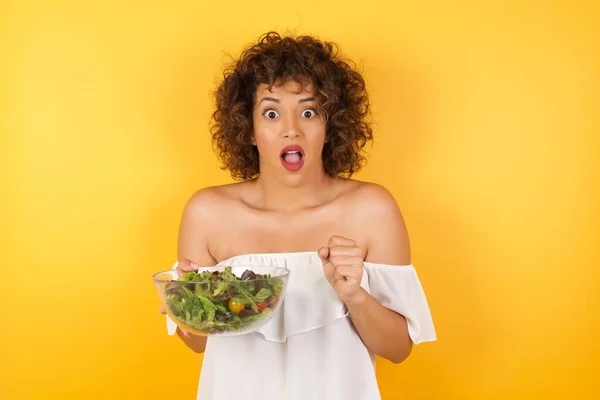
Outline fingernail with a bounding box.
[190,261,199,268]
[183,331,191,337]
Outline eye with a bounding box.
[263,109,279,119]
[301,108,317,118]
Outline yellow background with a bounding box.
[1,1,598,399]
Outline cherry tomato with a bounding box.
[228,299,244,314]
[256,301,267,311]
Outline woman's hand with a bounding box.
[175,258,200,278]
[159,305,194,338]
[318,235,367,306]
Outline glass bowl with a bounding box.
[153,265,290,336]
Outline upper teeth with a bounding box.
[286,151,300,154]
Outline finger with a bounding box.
[318,246,330,262]
[159,306,166,315]
[328,235,357,248]
[322,257,335,276]
[329,255,363,268]
[328,245,363,259]
[334,266,360,284]
[179,328,192,338]
[177,259,200,273]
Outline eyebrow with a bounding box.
[258,96,316,104]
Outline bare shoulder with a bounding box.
[345,180,400,211]
[337,180,401,220]
[178,182,248,265]
[341,180,411,265]
[184,182,246,217]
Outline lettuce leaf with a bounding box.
[183,294,203,322]
[197,295,216,322]
[268,277,284,295]
[253,288,271,302]
[212,281,228,297]
[215,303,228,313]
[220,266,238,281]
[166,293,184,317]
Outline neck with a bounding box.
[253,169,334,212]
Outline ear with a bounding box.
[251,136,257,146]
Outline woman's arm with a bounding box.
[319,184,413,363]
[351,184,413,363]
[345,289,413,364]
[171,188,221,353]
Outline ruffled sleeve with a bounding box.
[362,262,437,344]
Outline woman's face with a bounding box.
[252,79,327,182]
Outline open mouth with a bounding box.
[279,145,305,172]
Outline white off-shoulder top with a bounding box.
[165,251,436,400]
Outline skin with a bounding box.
[160,79,413,364]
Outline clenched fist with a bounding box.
[318,235,367,305]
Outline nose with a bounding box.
[283,129,299,139]
[281,115,301,139]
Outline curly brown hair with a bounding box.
[210,31,373,181]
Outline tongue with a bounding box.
[283,152,302,163]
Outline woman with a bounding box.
[162,31,436,400]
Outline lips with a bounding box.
[279,145,305,172]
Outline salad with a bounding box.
[164,266,285,335]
